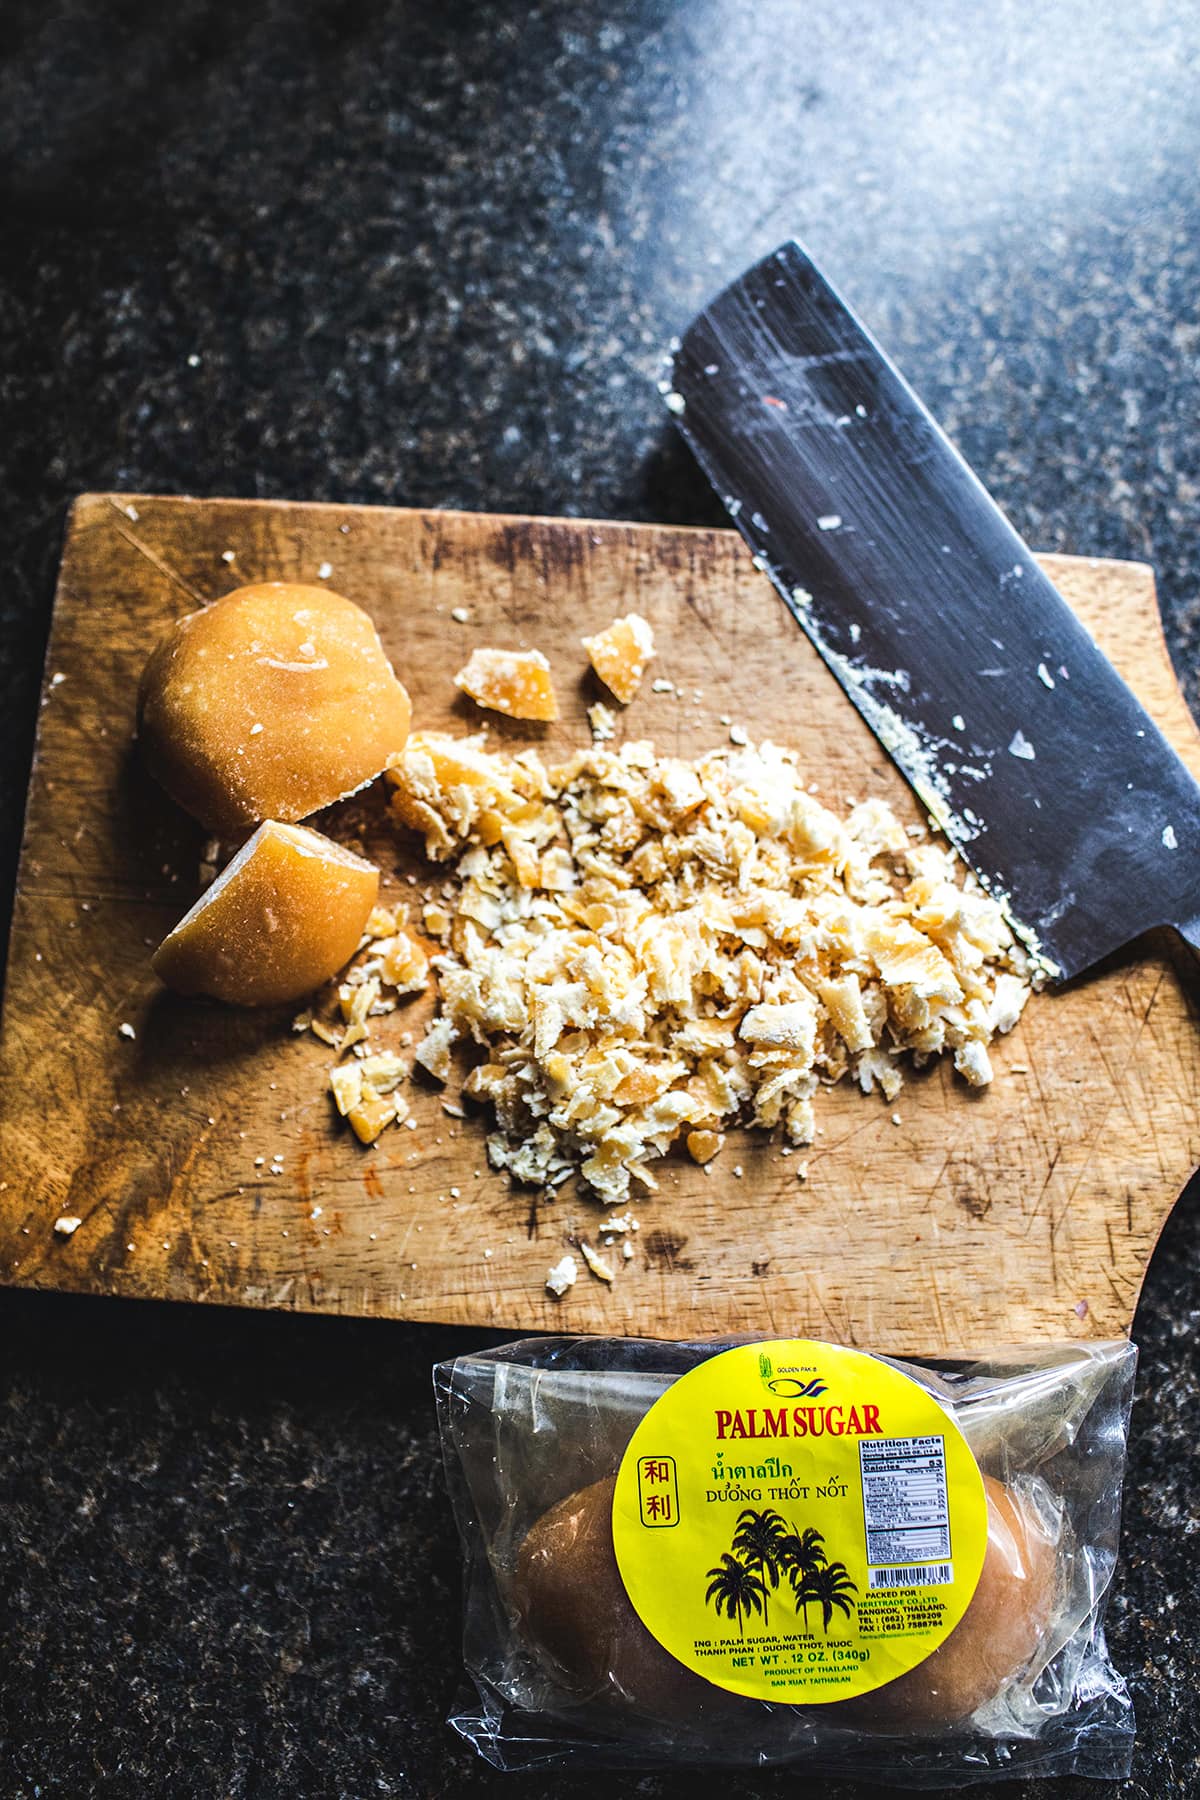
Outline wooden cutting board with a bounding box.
[2,494,1198,1350]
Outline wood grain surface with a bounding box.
[1,493,1198,1350]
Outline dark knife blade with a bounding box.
[669,241,1200,979]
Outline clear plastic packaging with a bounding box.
[435,1335,1136,1785]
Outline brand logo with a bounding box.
[758,1350,827,1399]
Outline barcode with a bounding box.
[868,1563,953,1589]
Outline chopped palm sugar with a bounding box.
[579,1239,617,1283]
[588,701,617,742]
[454,647,559,721]
[545,1252,578,1297]
[296,902,430,1144]
[329,1049,411,1144]
[686,1128,724,1165]
[582,613,656,705]
[384,732,1032,1205]
[415,1016,458,1082]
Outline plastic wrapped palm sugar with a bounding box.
[435,1334,1136,1785]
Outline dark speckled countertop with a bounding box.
[1,3,1198,1795]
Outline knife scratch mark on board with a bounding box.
[1023,1146,1063,1241]
[1051,970,1167,1239]
[921,1151,956,1216]
[102,498,206,605]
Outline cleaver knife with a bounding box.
[668,241,1200,980]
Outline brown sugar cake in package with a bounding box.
[435,1334,1136,1784]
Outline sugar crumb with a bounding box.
[545,1253,578,1297]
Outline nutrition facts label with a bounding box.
[859,1435,951,1567]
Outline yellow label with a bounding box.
[611,1339,987,1703]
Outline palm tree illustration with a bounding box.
[794,1561,858,1634]
[731,1508,787,1626]
[778,1524,828,1629]
[704,1553,767,1639]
